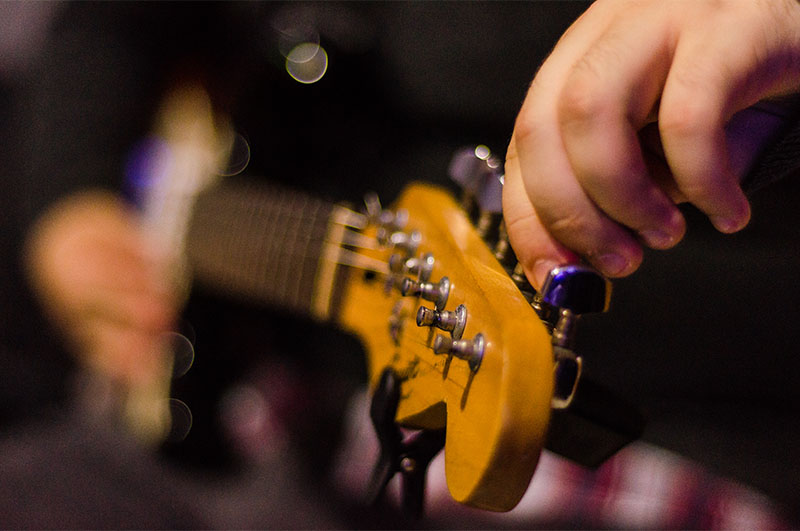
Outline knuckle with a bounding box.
[658,99,714,140]
[513,110,547,148]
[545,209,592,241]
[558,74,610,127]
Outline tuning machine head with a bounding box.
[535,265,610,409]
[364,192,409,232]
[390,252,435,282]
[551,346,582,410]
[417,304,467,340]
[387,229,421,257]
[401,276,450,311]
[433,333,484,372]
[449,145,503,216]
[539,265,611,315]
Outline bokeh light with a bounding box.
[218,132,251,176]
[286,42,328,84]
[474,144,491,160]
[167,398,193,442]
[167,331,195,378]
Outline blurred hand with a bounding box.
[504,0,800,288]
[24,191,176,388]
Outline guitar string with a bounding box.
[328,247,390,274]
[316,206,475,392]
[338,229,380,250]
[326,239,470,390]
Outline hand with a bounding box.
[24,191,177,388]
[504,0,800,289]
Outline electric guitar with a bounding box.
[181,90,800,509]
[184,150,627,512]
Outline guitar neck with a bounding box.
[185,179,355,321]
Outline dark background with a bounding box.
[2,1,800,526]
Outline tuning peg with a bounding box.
[493,221,517,272]
[387,252,433,295]
[401,276,450,311]
[539,265,611,315]
[416,304,467,339]
[389,230,422,257]
[364,191,382,221]
[538,264,610,351]
[390,252,435,282]
[527,265,612,410]
[475,211,503,248]
[432,333,484,372]
[364,192,409,233]
[551,346,582,409]
[448,145,503,217]
[510,263,536,302]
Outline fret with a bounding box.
[186,179,340,318]
[293,199,323,309]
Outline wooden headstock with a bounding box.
[337,183,554,511]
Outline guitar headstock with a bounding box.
[184,143,619,510]
[337,178,556,511]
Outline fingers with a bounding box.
[513,115,644,279]
[510,2,647,280]
[80,319,171,387]
[556,7,686,249]
[659,29,752,233]
[24,191,178,387]
[69,234,176,332]
[657,1,799,232]
[657,1,800,231]
[503,141,578,289]
[508,0,800,285]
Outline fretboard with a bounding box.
[185,179,347,319]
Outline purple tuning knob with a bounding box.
[540,265,611,315]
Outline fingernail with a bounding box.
[532,259,560,289]
[711,201,751,234]
[639,229,676,249]
[595,253,629,276]
[710,215,745,234]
